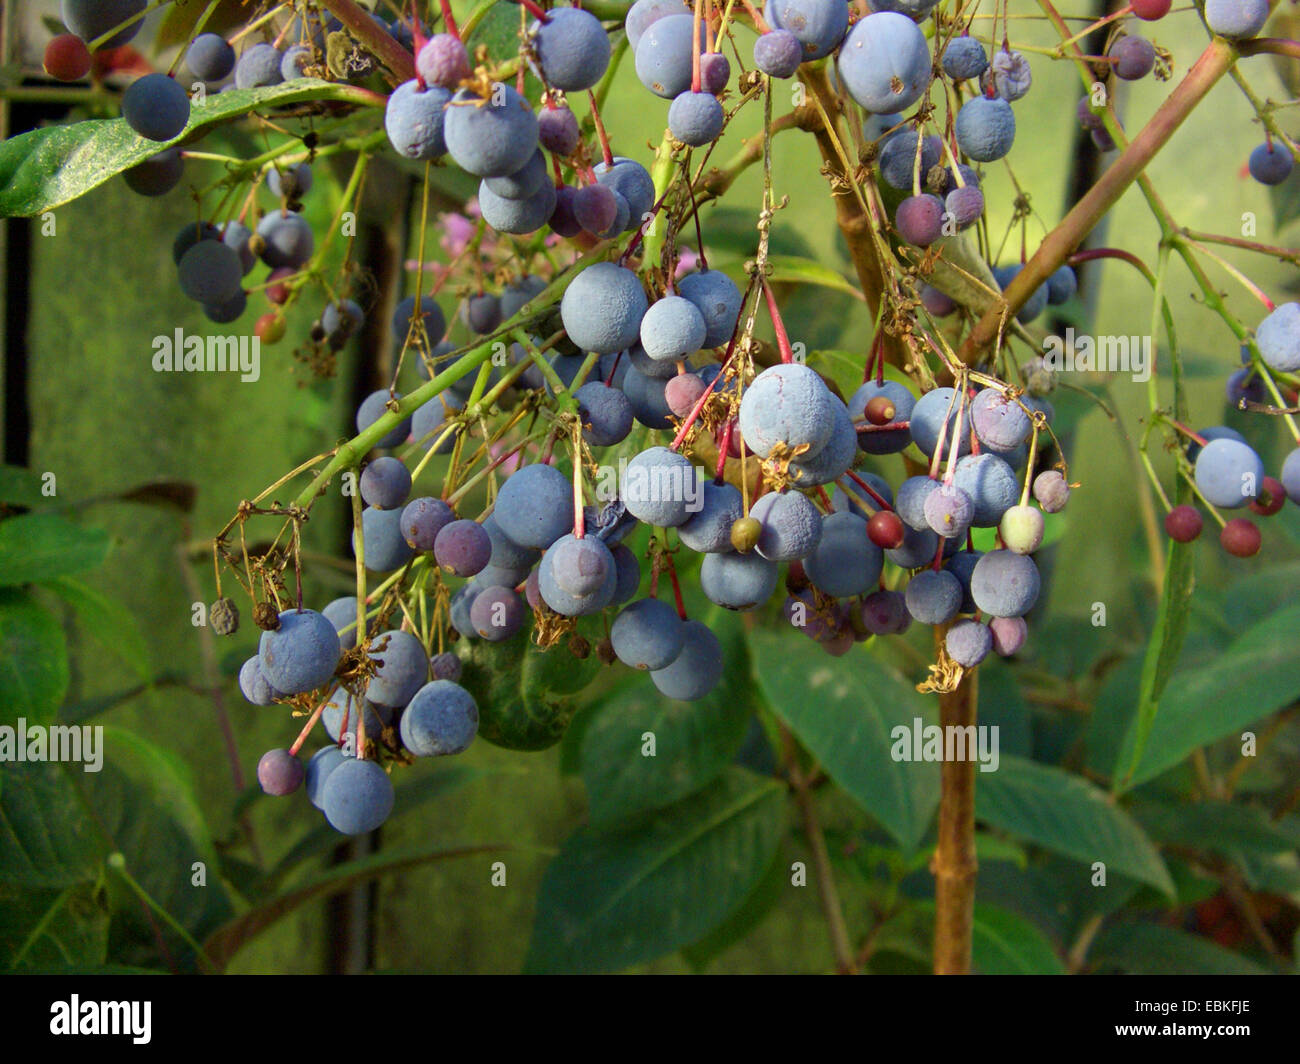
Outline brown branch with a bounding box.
[931,652,978,975]
[777,723,857,974]
[958,35,1238,364]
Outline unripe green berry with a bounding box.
[1000,504,1044,554]
[730,515,761,553]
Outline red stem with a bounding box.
[845,470,893,511]
[588,90,616,170]
[437,0,460,39]
[761,279,795,364]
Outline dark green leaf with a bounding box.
[1119,537,1194,788]
[0,882,110,971]
[262,764,485,889]
[913,901,1066,974]
[1114,604,1300,790]
[82,727,232,945]
[579,610,757,827]
[524,768,786,973]
[1091,923,1272,975]
[0,588,68,728]
[43,576,152,682]
[203,842,505,971]
[0,80,380,217]
[0,763,105,888]
[977,756,1174,897]
[0,513,110,586]
[680,850,786,971]
[750,631,939,853]
[765,256,864,303]
[459,624,600,750]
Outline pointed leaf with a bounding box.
[0,589,68,727]
[0,513,110,586]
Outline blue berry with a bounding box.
[549,534,613,596]
[1109,35,1156,80]
[239,655,282,705]
[360,456,412,510]
[621,446,702,527]
[942,36,988,80]
[322,596,362,649]
[122,74,189,141]
[1046,264,1078,304]
[789,399,857,487]
[909,387,971,459]
[1248,143,1293,186]
[305,746,347,810]
[738,363,837,459]
[430,652,463,681]
[749,490,823,561]
[956,95,1016,162]
[803,511,883,597]
[701,551,779,610]
[879,131,942,190]
[754,30,804,78]
[1194,438,1264,508]
[635,14,705,99]
[366,629,428,707]
[234,43,284,89]
[538,535,617,615]
[982,48,1032,100]
[484,150,548,201]
[650,620,724,700]
[561,262,648,355]
[62,0,146,49]
[971,388,1031,451]
[1205,0,1269,39]
[904,569,962,625]
[765,0,850,60]
[356,505,416,571]
[611,597,685,669]
[896,194,945,246]
[1256,302,1300,372]
[400,680,479,755]
[434,519,492,577]
[678,269,743,348]
[992,264,1048,322]
[924,483,975,539]
[678,481,744,553]
[594,158,657,229]
[385,80,452,160]
[669,91,725,146]
[322,757,393,835]
[946,620,992,666]
[836,13,930,114]
[534,8,610,90]
[495,463,573,549]
[971,550,1039,617]
[259,609,341,694]
[575,381,634,446]
[952,453,1019,526]
[443,86,539,177]
[641,295,708,361]
[478,178,557,235]
[627,0,690,50]
[356,390,412,448]
[177,241,242,304]
[469,585,527,641]
[256,210,314,268]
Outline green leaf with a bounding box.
[0,763,106,888]
[82,727,232,945]
[1117,537,1194,789]
[0,513,110,586]
[0,465,50,508]
[679,850,786,971]
[0,588,68,727]
[466,2,526,64]
[578,610,757,827]
[0,882,110,971]
[261,764,485,889]
[524,768,786,973]
[977,756,1175,898]
[765,256,865,303]
[0,80,380,217]
[1091,923,1272,975]
[203,842,505,971]
[913,901,1066,974]
[1133,801,1300,892]
[750,631,939,853]
[1114,604,1300,791]
[459,625,601,750]
[969,905,1067,974]
[42,576,152,682]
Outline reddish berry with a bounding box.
[865,395,896,425]
[44,34,92,81]
[1220,518,1261,558]
[867,509,905,549]
[1131,0,1171,19]
[265,266,294,305]
[1248,475,1286,516]
[255,312,286,344]
[1164,504,1202,543]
